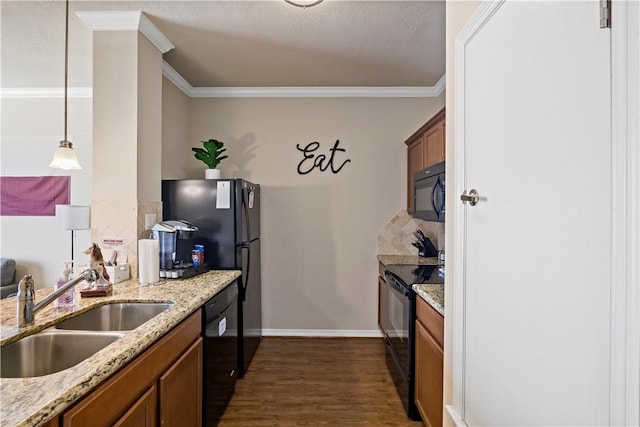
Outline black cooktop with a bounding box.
[385,264,444,288]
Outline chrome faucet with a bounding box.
[16,269,99,327]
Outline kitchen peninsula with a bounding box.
[0,270,240,427]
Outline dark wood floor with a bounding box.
[218,337,423,426]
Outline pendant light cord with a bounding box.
[64,0,69,142]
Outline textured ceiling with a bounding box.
[1,1,445,89]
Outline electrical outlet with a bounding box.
[145,213,157,230]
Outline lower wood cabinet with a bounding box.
[113,385,157,427]
[415,297,444,427]
[159,338,203,426]
[54,310,202,427]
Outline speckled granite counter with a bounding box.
[413,284,444,316]
[0,270,241,427]
[377,254,438,266]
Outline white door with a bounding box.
[455,1,611,425]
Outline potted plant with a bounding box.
[192,139,228,179]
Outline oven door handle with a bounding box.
[386,275,410,297]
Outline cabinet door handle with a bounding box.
[460,189,479,206]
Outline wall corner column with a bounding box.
[78,11,173,278]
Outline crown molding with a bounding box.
[162,61,195,96]
[189,85,443,98]
[76,11,174,54]
[162,60,446,98]
[433,73,446,96]
[2,68,443,100]
[1,87,93,99]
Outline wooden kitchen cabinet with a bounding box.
[41,419,59,427]
[407,138,425,215]
[59,311,202,427]
[423,120,445,167]
[406,108,446,213]
[113,385,157,427]
[159,338,203,427]
[415,297,444,427]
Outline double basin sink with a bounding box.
[1,302,173,378]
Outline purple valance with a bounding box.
[0,176,70,216]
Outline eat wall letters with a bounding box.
[296,140,351,175]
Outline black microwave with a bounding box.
[413,161,445,222]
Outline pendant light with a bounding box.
[284,0,323,8]
[49,0,81,170]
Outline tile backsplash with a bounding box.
[377,210,445,255]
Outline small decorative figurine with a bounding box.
[84,243,112,288]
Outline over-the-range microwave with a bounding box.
[413,161,445,222]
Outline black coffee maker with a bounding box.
[152,220,198,271]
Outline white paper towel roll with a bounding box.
[138,239,159,285]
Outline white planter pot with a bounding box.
[205,169,221,179]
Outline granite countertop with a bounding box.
[377,254,439,266]
[413,284,444,316]
[0,270,241,427]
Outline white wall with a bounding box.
[162,93,445,333]
[1,1,94,288]
[1,98,93,288]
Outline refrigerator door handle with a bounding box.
[239,245,250,302]
[242,186,251,244]
[238,187,251,301]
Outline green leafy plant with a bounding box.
[192,139,228,169]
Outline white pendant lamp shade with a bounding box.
[50,140,81,170]
[49,0,82,170]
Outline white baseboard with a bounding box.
[262,329,383,338]
[446,405,467,427]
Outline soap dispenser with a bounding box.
[55,260,74,308]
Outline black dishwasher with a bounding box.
[202,280,239,426]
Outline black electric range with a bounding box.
[380,263,443,420]
[384,264,444,289]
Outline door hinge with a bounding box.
[600,0,611,28]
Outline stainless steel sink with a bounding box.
[54,302,174,332]
[0,330,123,378]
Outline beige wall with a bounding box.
[92,31,163,278]
[163,93,444,332]
[137,33,163,203]
[161,78,191,179]
[444,1,481,425]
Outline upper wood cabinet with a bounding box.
[423,120,445,168]
[406,108,446,213]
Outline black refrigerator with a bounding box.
[162,179,262,377]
